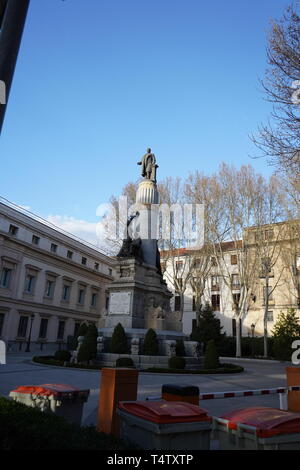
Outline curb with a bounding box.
[30,360,101,372]
[220,356,291,364]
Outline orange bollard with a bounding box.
[286,367,300,412]
[97,368,139,437]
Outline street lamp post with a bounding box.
[0,0,30,133]
[251,323,255,357]
[25,313,34,352]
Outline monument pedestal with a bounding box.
[99,257,181,333]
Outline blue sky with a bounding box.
[0,0,292,241]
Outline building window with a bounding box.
[0,268,11,288]
[261,257,272,274]
[105,296,109,310]
[32,235,40,245]
[211,275,219,290]
[231,274,240,288]
[39,318,48,339]
[0,313,4,336]
[78,288,85,305]
[24,274,36,294]
[175,260,183,275]
[81,257,87,266]
[91,293,97,307]
[94,262,99,271]
[17,316,28,338]
[51,243,57,253]
[267,311,274,322]
[211,294,220,311]
[263,286,274,303]
[57,320,65,340]
[254,230,263,241]
[233,292,241,306]
[9,224,18,236]
[174,295,181,310]
[194,258,201,269]
[67,250,73,260]
[231,254,237,265]
[45,280,55,298]
[265,229,274,240]
[62,285,71,302]
[109,268,112,276]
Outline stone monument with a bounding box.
[98,149,201,369]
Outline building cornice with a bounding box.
[0,203,114,264]
[0,231,113,282]
[0,296,100,320]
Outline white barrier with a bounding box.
[146,386,300,410]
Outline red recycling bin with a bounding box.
[117,400,212,450]
[213,406,300,450]
[9,383,90,425]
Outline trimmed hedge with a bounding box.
[0,397,128,450]
[77,323,98,363]
[116,357,135,368]
[54,349,71,362]
[204,340,219,369]
[145,363,244,374]
[143,329,159,356]
[110,323,128,354]
[168,356,186,370]
[218,336,275,358]
[273,336,300,361]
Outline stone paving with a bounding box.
[0,353,290,426]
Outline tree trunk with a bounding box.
[179,292,184,322]
[195,294,202,326]
[263,275,269,358]
[236,318,242,357]
[263,317,268,358]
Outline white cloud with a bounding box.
[46,214,100,246]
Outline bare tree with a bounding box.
[252,4,300,180]
[186,164,286,357]
[158,177,189,321]
[246,222,287,357]
[98,181,139,255]
[161,249,193,322]
[189,246,214,322]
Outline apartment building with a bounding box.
[162,221,300,337]
[0,201,114,352]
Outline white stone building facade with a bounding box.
[163,244,243,337]
[162,228,300,338]
[0,202,114,352]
